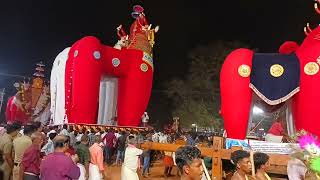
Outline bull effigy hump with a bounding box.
[128,32,152,55]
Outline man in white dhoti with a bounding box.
[89,135,105,180]
[287,157,307,180]
[121,136,143,180]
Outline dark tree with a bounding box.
[166,41,249,129]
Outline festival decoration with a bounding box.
[5,62,50,125]
[310,157,320,174]
[298,134,320,156]
[50,5,158,126]
[238,64,251,77]
[67,123,151,133]
[289,131,320,178]
[220,3,320,139]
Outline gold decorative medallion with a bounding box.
[270,64,284,77]
[304,62,319,75]
[316,55,320,65]
[140,63,148,72]
[238,65,251,77]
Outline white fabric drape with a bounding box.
[97,77,118,125]
[33,103,51,125]
[50,47,70,125]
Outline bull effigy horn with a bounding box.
[307,23,312,32]
[304,23,312,36]
[154,26,159,33]
[314,0,320,14]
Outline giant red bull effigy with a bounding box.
[50,5,158,126]
[220,2,320,139]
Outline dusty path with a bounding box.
[104,161,180,180]
[103,161,287,180]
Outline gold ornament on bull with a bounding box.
[304,62,319,75]
[270,64,284,77]
[147,24,159,48]
[238,64,251,77]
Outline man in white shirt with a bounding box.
[100,131,107,145]
[287,158,307,180]
[121,136,143,180]
[59,124,69,136]
[41,130,57,155]
[141,112,149,127]
[152,132,159,143]
[159,133,168,143]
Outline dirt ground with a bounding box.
[104,161,180,180]
[103,161,288,180]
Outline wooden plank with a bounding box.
[267,165,288,175]
[140,142,215,157]
[141,142,232,158]
[268,154,291,166]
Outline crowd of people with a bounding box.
[0,121,310,180]
[0,122,211,180]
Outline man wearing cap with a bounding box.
[40,135,80,180]
[41,130,57,155]
[0,123,21,180]
[12,125,35,180]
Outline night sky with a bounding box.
[0,0,318,122]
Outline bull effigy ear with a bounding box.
[279,41,299,54]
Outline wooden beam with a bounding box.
[141,140,290,175]
[211,136,223,180]
[141,142,289,165]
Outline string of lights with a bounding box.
[0,72,27,79]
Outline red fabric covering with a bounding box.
[279,41,299,54]
[65,37,103,124]
[163,155,174,167]
[5,96,30,125]
[65,36,153,126]
[129,15,148,41]
[133,5,144,13]
[267,121,284,136]
[65,147,76,156]
[293,26,320,137]
[21,144,41,175]
[220,48,253,139]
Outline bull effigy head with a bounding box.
[220,2,320,139]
